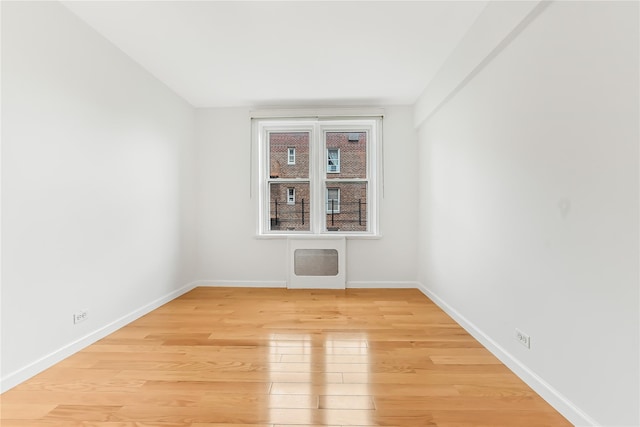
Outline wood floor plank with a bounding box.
[0,287,572,426]
[192,424,274,427]
[44,405,123,422]
[318,395,376,410]
[0,403,58,419]
[429,354,502,365]
[0,390,203,407]
[374,395,554,411]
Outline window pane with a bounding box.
[325,182,367,232]
[326,188,340,213]
[327,149,340,173]
[326,132,366,179]
[269,182,310,231]
[270,132,308,179]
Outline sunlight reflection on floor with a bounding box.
[268,332,372,426]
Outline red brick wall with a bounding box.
[269,132,309,179]
[325,182,367,232]
[270,182,310,231]
[325,131,367,179]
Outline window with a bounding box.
[327,149,340,173]
[255,117,380,236]
[326,188,340,213]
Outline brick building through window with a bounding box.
[258,118,379,235]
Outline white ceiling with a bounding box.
[62,1,488,108]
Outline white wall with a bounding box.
[416,2,638,426]
[1,1,197,389]
[196,107,418,286]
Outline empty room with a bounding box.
[1,1,638,426]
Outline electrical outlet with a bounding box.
[515,328,530,349]
[73,310,88,324]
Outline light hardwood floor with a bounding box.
[0,287,572,426]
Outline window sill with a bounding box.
[255,233,382,240]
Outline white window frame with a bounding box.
[327,148,340,173]
[254,117,381,237]
[326,188,340,213]
[287,147,295,165]
[287,187,295,205]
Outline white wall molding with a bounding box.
[346,281,419,289]
[194,280,419,289]
[413,1,546,128]
[0,282,197,393]
[416,282,599,427]
[194,280,287,288]
[250,107,384,119]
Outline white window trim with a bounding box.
[253,117,381,237]
[287,147,295,165]
[251,107,384,119]
[287,187,295,205]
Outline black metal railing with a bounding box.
[271,199,307,228]
[270,199,366,229]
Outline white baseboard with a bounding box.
[0,281,197,393]
[193,280,287,288]
[347,281,420,289]
[194,280,418,289]
[416,282,598,427]
[193,280,418,289]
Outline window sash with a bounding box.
[287,188,295,204]
[287,147,295,165]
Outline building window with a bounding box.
[255,117,380,236]
[287,147,295,165]
[327,149,340,173]
[326,188,340,213]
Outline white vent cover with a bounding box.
[287,237,346,289]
